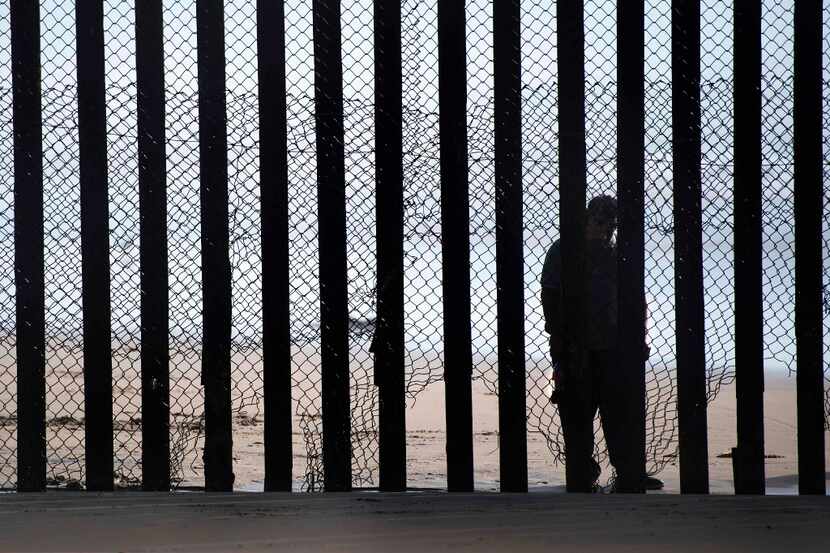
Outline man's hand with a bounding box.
[549,363,563,404]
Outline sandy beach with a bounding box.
[232,370,829,494]
[0,340,827,495]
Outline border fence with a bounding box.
[0,0,827,493]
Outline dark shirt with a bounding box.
[541,238,617,351]
[540,240,562,290]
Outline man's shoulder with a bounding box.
[541,238,562,288]
[547,238,561,255]
[543,239,561,265]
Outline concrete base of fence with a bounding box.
[0,491,827,552]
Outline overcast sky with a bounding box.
[0,1,825,373]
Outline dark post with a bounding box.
[557,0,592,493]
[196,0,234,491]
[617,0,647,493]
[374,0,407,492]
[136,0,170,491]
[11,0,46,493]
[732,0,765,495]
[437,0,474,492]
[312,0,352,492]
[793,0,825,496]
[257,0,293,492]
[671,0,709,494]
[76,0,114,492]
[493,0,527,493]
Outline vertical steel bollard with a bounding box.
[312,0,352,492]
[494,0,528,494]
[793,0,826,496]
[732,0,765,495]
[196,0,234,492]
[374,0,407,492]
[617,0,647,494]
[76,0,114,492]
[437,0,475,493]
[258,0,294,492]
[11,0,46,493]
[671,0,710,495]
[137,0,171,492]
[557,0,592,494]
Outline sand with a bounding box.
[231,371,827,494]
[0,343,827,494]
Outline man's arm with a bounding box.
[541,285,564,358]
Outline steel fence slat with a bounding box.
[557,0,593,494]
[77,0,115,493]
[793,0,826,496]
[733,0,765,496]
[11,0,46,493]
[313,0,352,493]
[672,0,710,495]
[617,0,648,494]
[438,0,474,493]
[374,0,407,493]
[494,0,528,494]
[257,0,293,493]
[196,0,234,492]
[136,0,170,492]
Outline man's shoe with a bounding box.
[643,475,664,490]
[606,474,664,493]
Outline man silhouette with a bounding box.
[541,194,659,492]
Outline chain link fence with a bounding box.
[0,0,12,490]
[0,0,827,490]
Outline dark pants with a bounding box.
[555,348,639,491]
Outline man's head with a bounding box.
[585,194,617,242]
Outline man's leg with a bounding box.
[559,354,597,492]
[597,349,642,492]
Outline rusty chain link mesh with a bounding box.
[0,0,827,490]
